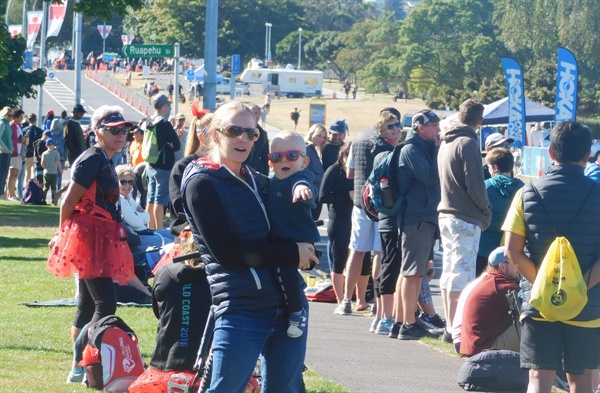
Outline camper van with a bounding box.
[239,68,323,98]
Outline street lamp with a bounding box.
[298,28,302,70]
[265,22,272,64]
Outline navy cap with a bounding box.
[329,119,348,134]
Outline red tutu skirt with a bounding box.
[46,213,135,285]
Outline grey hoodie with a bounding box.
[437,124,491,230]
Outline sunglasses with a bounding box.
[218,125,260,141]
[103,127,130,136]
[7,114,13,117]
[386,122,401,130]
[119,180,135,185]
[268,150,305,163]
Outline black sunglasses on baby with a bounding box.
[218,125,260,141]
[119,180,135,185]
[268,150,306,163]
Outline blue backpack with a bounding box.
[362,139,414,221]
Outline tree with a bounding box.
[275,30,317,69]
[0,30,46,107]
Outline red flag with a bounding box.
[47,0,68,38]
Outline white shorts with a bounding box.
[9,156,22,169]
[349,206,381,252]
[439,216,481,292]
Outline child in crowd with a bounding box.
[40,138,63,205]
[267,131,321,338]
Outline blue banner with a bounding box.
[501,58,526,148]
[555,47,578,124]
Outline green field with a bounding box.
[0,199,347,392]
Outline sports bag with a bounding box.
[141,116,162,164]
[362,139,414,220]
[529,236,587,322]
[457,349,528,392]
[22,179,44,205]
[76,315,145,391]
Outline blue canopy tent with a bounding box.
[186,64,224,82]
[481,97,555,125]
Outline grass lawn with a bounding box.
[0,199,347,393]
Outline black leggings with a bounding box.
[73,277,117,329]
[376,230,401,296]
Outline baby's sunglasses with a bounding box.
[218,125,260,141]
[268,150,306,163]
[119,180,135,185]
[103,126,130,136]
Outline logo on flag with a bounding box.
[47,0,68,38]
[121,34,135,46]
[97,25,112,39]
[27,11,44,49]
[555,47,578,124]
[501,58,526,148]
[8,25,22,38]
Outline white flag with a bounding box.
[97,25,112,39]
[8,25,23,38]
[47,0,68,38]
[27,11,44,49]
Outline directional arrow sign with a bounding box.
[123,44,174,58]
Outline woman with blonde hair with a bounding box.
[169,107,213,236]
[305,123,327,219]
[182,101,317,392]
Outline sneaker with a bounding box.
[420,313,446,329]
[369,302,377,317]
[66,366,85,383]
[8,196,21,202]
[375,318,393,335]
[334,299,352,315]
[441,329,453,343]
[369,318,381,333]
[388,322,402,338]
[398,323,440,340]
[287,309,308,338]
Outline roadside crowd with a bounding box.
[4,91,598,392]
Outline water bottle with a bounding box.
[380,177,394,208]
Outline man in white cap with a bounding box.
[483,132,514,180]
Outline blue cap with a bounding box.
[46,138,56,146]
[488,246,507,267]
[329,119,348,134]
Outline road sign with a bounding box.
[123,44,174,58]
[48,72,55,79]
[231,54,241,75]
[186,69,194,78]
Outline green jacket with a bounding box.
[0,118,13,154]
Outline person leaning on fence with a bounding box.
[503,121,600,393]
[181,101,318,393]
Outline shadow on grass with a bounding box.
[0,344,72,356]
[0,236,51,250]
[0,202,59,228]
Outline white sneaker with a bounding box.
[66,366,85,383]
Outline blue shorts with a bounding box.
[146,167,171,207]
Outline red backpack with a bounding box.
[76,315,145,391]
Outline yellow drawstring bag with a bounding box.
[530,237,588,322]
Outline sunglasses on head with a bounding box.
[218,125,260,141]
[119,180,135,185]
[268,150,305,163]
[103,127,130,136]
[386,122,401,130]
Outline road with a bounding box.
[23,70,146,124]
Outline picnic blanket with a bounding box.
[21,299,151,307]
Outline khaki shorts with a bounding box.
[439,216,481,292]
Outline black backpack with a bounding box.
[22,179,44,205]
[457,349,528,392]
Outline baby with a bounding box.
[267,131,321,338]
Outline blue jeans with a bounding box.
[17,160,25,198]
[0,153,10,195]
[208,304,308,393]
